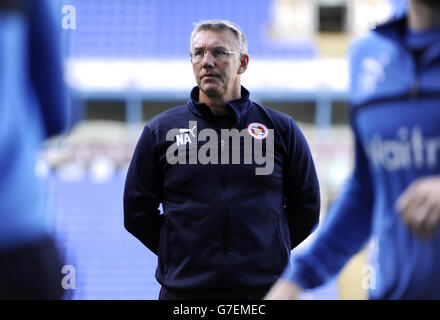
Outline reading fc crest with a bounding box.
[247,122,269,140]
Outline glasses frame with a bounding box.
[190,47,242,62]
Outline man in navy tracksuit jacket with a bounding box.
[123,20,320,300]
[266,0,440,300]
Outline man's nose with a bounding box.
[202,50,215,68]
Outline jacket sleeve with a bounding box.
[283,121,375,289]
[284,120,321,249]
[123,126,164,255]
[29,0,69,138]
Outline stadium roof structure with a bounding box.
[65,57,348,127]
[66,58,348,97]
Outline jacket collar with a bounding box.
[373,14,440,65]
[373,14,408,44]
[374,13,440,45]
[187,86,252,123]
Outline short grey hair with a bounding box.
[190,19,248,54]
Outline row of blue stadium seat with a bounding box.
[47,171,161,299]
[56,0,317,58]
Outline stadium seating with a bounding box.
[58,0,317,58]
[47,170,161,299]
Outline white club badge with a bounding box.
[247,122,269,140]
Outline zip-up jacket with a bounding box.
[124,86,320,292]
[284,15,440,299]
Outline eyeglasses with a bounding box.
[190,47,241,62]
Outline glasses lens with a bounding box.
[192,48,230,62]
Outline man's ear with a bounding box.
[237,54,249,75]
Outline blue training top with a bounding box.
[283,15,440,299]
[0,0,68,250]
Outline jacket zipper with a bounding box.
[214,121,229,285]
[222,118,239,280]
[218,116,239,287]
[411,52,421,99]
[411,76,419,98]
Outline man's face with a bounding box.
[191,29,246,98]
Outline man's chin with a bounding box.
[200,85,222,98]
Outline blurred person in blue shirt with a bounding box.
[0,0,69,299]
[265,0,440,300]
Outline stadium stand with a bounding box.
[60,0,317,59]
